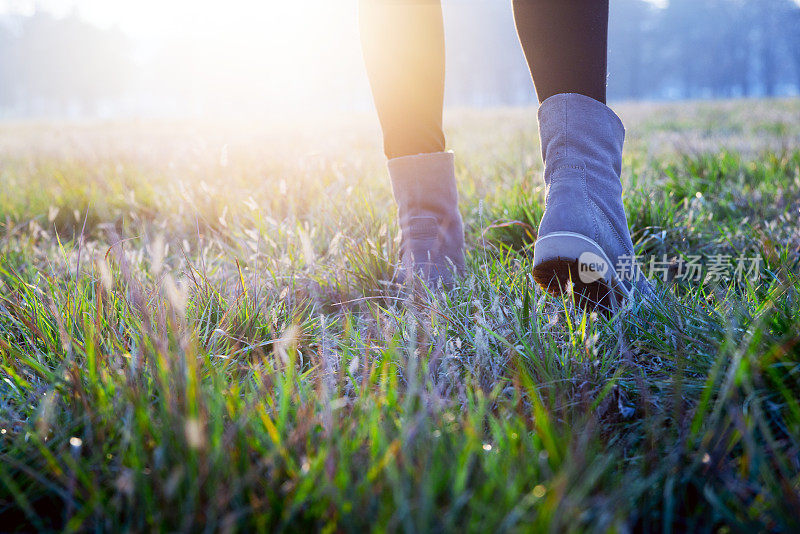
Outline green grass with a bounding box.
[1,99,800,532]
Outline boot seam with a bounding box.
[547,163,584,175]
[544,161,599,242]
[589,198,629,253]
[563,96,569,159]
[583,165,600,242]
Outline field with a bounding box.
[1,99,800,532]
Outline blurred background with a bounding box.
[0,0,798,119]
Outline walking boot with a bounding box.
[532,93,652,310]
[388,151,466,286]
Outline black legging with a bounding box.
[360,0,609,159]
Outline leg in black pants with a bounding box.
[359,0,465,286]
[512,1,654,304]
[359,0,446,160]
[512,0,609,104]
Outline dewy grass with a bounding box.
[1,99,800,532]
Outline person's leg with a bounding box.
[512,1,652,307]
[512,0,609,104]
[359,0,465,285]
[359,0,445,159]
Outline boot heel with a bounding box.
[533,231,630,312]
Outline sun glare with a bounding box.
[2,0,368,116]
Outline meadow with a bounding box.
[1,99,799,532]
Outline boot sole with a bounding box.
[532,231,630,312]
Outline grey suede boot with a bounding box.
[532,93,652,310]
[388,151,466,286]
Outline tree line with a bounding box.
[607,0,800,100]
[444,0,800,105]
[0,0,799,117]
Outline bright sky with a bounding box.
[0,0,359,40]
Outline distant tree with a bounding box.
[788,6,800,90]
[659,0,727,98]
[12,11,130,115]
[609,0,658,100]
[729,0,755,97]
[708,0,751,98]
[444,1,533,107]
[0,20,13,109]
[654,0,799,99]
[756,0,780,96]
